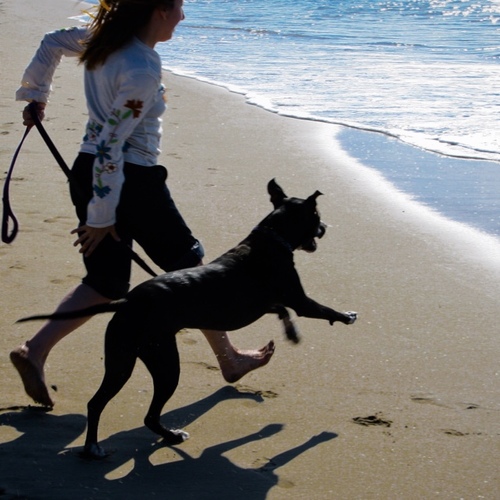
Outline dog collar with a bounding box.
[251,226,294,253]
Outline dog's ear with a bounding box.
[306,190,323,206]
[268,179,287,208]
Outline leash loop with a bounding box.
[2,126,31,243]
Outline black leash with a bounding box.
[2,126,30,243]
[1,103,158,278]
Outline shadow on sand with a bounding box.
[0,386,337,499]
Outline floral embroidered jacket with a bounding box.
[16,26,166,228]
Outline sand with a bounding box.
[1,1,499,498]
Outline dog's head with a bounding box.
[263,179,326,252]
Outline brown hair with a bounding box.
[80,0,176,70]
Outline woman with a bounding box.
[10,0,274,407]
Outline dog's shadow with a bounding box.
[0,386,337,499]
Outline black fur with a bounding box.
[19,179,357,458]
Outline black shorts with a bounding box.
[70,153,204,299]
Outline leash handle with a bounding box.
[2,126,31,244]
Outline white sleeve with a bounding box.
[15,26,87,103]
[86,72,161,228]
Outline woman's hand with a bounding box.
[71,224,120,257]
[22,101,46,127]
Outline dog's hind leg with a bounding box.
[139,335,189,445]
[83,323,138,459]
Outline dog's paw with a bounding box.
[80,443,110,460]
[345,311,358,324]
[284,321,300,344]
[162,428,190,445]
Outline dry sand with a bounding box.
[1,1,499,498]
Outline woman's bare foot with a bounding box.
[219,340,275,383]
[9,342,54,407]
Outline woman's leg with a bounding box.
[202,330,275,383]
[11,153,132,406]
[10,283,110,407]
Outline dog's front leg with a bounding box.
[270,305,300,343]
[291,297,357,326]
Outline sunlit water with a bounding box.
[75,0,500,236]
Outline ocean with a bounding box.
[79,0,500,237]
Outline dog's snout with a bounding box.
[317,222,326,239]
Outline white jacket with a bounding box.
[16,26,166,227]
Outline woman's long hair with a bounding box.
[80,0,175,70]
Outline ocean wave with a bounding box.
[165,66,500,164]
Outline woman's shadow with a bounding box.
[0,386,337,499]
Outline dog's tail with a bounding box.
[16,299,127,323]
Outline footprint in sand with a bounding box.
[234,383,278,399]
[50,279,66,285]
[411,394,481,411]
[180,361,279,399]
[180,337,197,346]
[410,393,450,408]
[1,176,25,182]
[1,122,15,135]
[441,429,468,436]
[9,263,26,270]
[43,215,73,224]
[441,428,485,437]
[276,478,296,489]
[256,458,297,488]
[352,413,392,428]
[185,361,220,373]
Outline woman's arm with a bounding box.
[16,26,88,104]
[73,72,161,256]
[85,72,161,228]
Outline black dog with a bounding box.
[20,179,357,458]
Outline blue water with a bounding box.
[77,0,500,237]
[164,0,500,162]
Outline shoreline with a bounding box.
[334,126,500,238]
[1,1,499,498]
[165,71,500,242]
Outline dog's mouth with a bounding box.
[299,222,326,253]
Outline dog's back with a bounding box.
[121,230,299,334]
